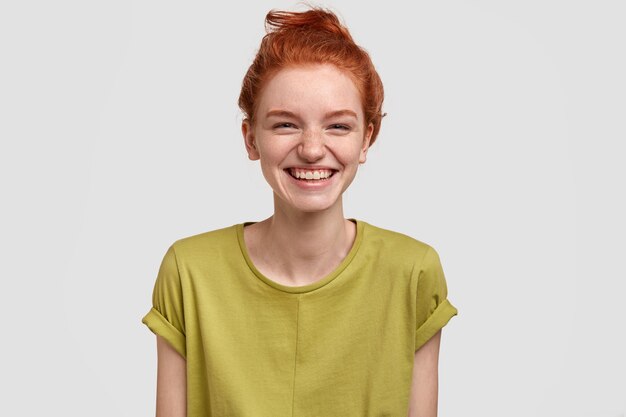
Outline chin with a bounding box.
[281,196,340,213]
[295,205,335,213]
[295,200,337,212]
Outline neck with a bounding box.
[255,194,355,280]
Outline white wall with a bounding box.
[1,0,624,416]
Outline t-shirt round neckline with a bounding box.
[235,218,364,294]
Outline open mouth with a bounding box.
[284,168,337,182]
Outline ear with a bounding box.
[359,122,374,164]
[242,118,260,161]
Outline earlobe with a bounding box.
[359,150,368,164]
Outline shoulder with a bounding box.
[361,220,434,265]
[169,223,239,262]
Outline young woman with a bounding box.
[142,6,458,417]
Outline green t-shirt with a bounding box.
[142,218,458,416]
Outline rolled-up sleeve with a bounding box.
[141,244,186,359]
[414,246,458,352]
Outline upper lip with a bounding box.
[285,166,338,171]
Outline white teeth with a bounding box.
[288,168,334,180]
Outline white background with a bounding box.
[1,0,624,416]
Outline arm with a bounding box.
[408,329,442,417]
[156,335,186,417]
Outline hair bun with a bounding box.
[265,8,354,43]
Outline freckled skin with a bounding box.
[241,63,373,214]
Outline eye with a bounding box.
[274,122,297,129]
[329,124,351,131]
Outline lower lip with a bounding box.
[284,170,337,189]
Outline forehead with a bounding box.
[256,64,364,119]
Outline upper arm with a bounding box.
[408,329,442,417]
[156,335,186,417]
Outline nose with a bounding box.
[297,129,326,161]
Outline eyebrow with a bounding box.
[265,109,359,120]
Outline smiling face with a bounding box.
[242,63,374,214]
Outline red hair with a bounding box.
[238,6,386,146]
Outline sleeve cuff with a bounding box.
[415,299,458,352]
[142,307,187,359]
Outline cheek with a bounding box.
[256,142,287,170]
[332,141,364,165]
[258,161,280,187]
